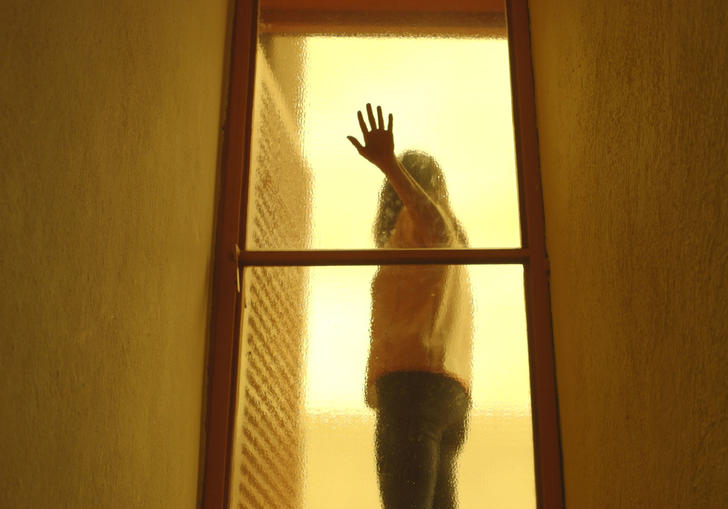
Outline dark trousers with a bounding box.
[375,371,470,509]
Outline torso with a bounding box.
[366,209,474,407]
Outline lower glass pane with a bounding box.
[229,264,535,509]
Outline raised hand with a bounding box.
[347,103,396,170]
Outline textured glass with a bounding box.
[231,264,535,509]
[228,266,308,509]
[247,16,521,250]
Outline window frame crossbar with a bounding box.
[239,248,528,266]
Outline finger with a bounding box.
[366,103,376,130]
[357,110,368,135]
[347,136,364,153]
[387,113,393,132]
[377,105,384,129]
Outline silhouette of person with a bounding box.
[348,104,474,509]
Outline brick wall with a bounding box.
[229,43,311,509]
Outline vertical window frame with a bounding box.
[202,2,259,508]
[507,1,565,507]
[202,1,564,507]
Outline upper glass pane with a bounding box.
[246,3,521,250]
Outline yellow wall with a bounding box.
[1,1,229,507]
[530,1,728,507]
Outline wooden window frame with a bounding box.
[201,1,564,507]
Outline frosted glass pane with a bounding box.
[229,266,308,509]
[231,264,535,509]
[246,14,521,250]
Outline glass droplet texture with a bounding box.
[230,265,536,509]
[246,14,521,250]
[231,3,535,508]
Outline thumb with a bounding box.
[347,136,364,153]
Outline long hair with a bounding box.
[373,150,467,247]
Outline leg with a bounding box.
[431,415,467,509]
[376,410,440,509]
[374,372,471,509]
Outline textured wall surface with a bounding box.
[529,1,728,507]
[0,1,229,507]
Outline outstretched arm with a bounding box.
[347,103,453,245]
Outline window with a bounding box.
[203,1,562,508]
